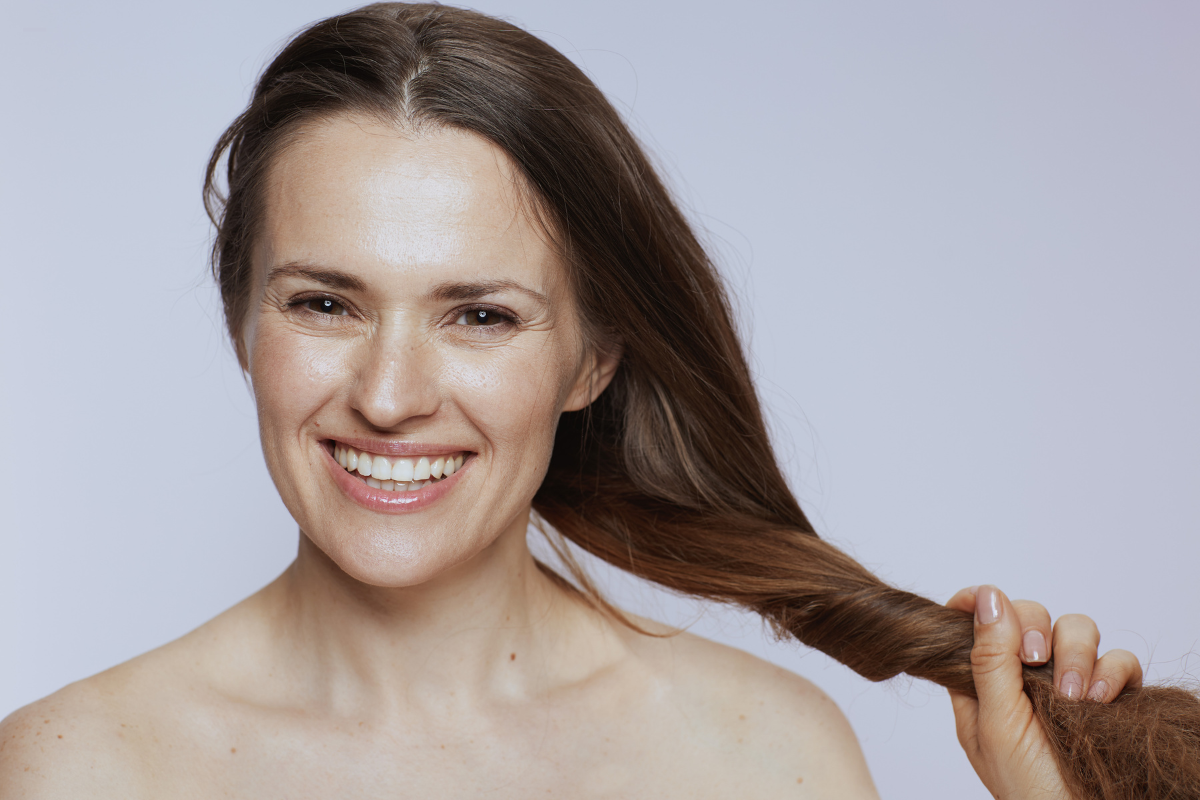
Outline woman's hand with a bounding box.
[945,585,1143,799]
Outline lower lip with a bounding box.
[323,445,468,514]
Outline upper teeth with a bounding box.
[333,444,464,492]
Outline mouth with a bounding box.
[328,441,466,494]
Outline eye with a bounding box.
[301,297,349,316]
[454,308,512,327]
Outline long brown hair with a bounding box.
[204,5,1200,797]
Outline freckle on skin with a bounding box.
[510,653,516,661]
[797,777,804,784]
[738,714,745,720]
[231,747,237,754]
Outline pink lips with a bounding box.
[323,443,468,514]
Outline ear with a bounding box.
[563,343,622,412]
[235,337,251,372]
[235,309,258,373]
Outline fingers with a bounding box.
[968,585,1028,723]
[947,586,1134,704]
[946,586,979,615]
[949,590,1052,667]
[945,586,983,757]
[1085,649,1144,702]
[1051,613,1101,700]
[1011,599,1052,666]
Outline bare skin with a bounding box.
[0,118,1138,799]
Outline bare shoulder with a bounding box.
[0,596,259,799]
[0,667,154,799]
[622,618,880,798]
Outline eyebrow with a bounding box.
[266,263,549,307]
[266,263,367,293]
[427,279,550,307]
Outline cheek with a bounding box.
[250,321,350,441]
[443,340,576,451]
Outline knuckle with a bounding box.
[1057,613,1101,640]
[1056,650,1096,676]
[1105,649,1144,680]
[970,642,1015,673]
[1013,599,1047,616]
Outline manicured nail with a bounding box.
[1021,630,1047,663]
[1085,679,1109,702]
[976,585,1001,625]
[1061,671,1084,700]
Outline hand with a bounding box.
[945,585,1142,799]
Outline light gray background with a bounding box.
[3,1,1198,796]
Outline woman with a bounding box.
[2,4,1196,797]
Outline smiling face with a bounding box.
[241,115,613,588]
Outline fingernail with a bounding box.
[1021,630,1047,663]
[976,585,1001,625]
[1060,671,1084,700]
[1085,679,1109,702]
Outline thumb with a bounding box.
[971,585,1028,720]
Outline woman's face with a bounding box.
[241,116,611,588]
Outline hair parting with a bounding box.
[205,4,1200,796]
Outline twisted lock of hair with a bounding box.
[533,195,1200,797]
[205,4,1200,796]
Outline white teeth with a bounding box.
[336,444,462,490]
[392,458,414,482]
[370,457,392,481]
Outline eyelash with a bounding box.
[285,295,519,333]
[452,305,519,332]
[286,295,353,322]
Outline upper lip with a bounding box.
[326,436,471,457]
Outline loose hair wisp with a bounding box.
[204,5,1200,797]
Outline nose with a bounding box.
[348,322,441,429]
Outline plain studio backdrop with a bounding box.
[2,1,1198,795]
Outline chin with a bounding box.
[307,522,493,589]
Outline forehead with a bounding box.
[257,116,560,290]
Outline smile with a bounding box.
[332,443,465,493]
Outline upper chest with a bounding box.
[132,687,794,799]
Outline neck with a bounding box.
[252,512,622,718]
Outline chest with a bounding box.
[141,699,754,799]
